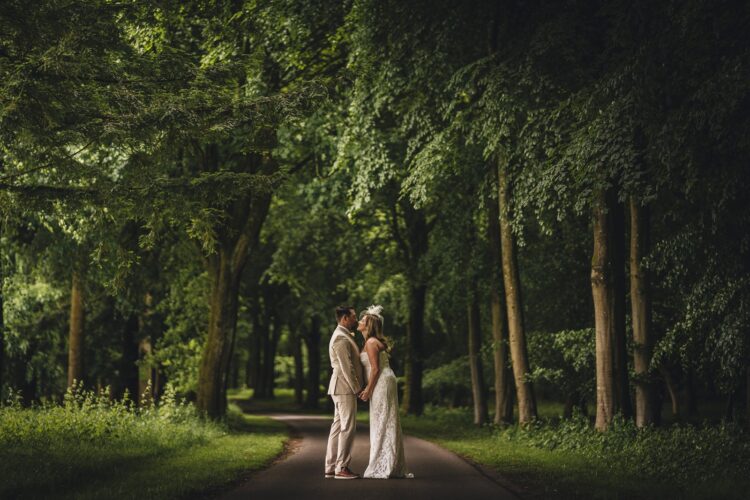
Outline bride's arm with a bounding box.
[360,339,382,401]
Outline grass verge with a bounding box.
[1,388,288,500]
[401,406,750,499]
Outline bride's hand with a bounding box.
[359,388,371,401]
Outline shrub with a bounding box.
[0,381,224,454]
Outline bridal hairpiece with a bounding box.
[364,304,384,326]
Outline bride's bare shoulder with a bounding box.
[365,337,385,351]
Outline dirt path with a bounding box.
[221,414,518,500]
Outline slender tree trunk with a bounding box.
[222,294,242,409]
[293,332,304,405]
[196,250,240,417]
[592,189,617,430]
[563,391,579,419]
[611,200,631,418]
[467,297,488,426]
[305,316,321,409]
[497,163,537,423]
[67,271,85,388]
[661,366,680,417]
[265,316,282,398]
[488,179,513,424]
[248,312,262,390]
[403,283,426,415]
[630,199,655,427]
[255,315,270,398]
[397,203,429,417]
[726,391,735,421]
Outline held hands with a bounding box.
[358,386,372,402]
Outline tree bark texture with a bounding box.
[630,198,656,427]
[397,203,428,416]
[195,153,272,418]
[67,271,85,388]
[403,283,426,415]
[487,179,513,424]
[197,250,240,417]
[467,297,489,426]
[497,163,537,423]
[592,189,621,430]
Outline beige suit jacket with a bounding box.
[327,325,364,395]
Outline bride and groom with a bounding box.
[324,304,413,480]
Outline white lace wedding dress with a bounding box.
[360,350,413,479]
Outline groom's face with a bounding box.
[344,309,357,330]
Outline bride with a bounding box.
[357,305,413,479]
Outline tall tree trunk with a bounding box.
[248,310,262,390]
[195,174,271,418]
[221,289,243,410]
[254,314,271,398]
[467,296,488,426]
[611,200,631,418]
[397,203,429,417]
[67,271,85,388]
[630,198,655,426]
[197,249,240,417]
[264,316,282,398]
[293,332,304,405]
[403,283,426,415]
[592,189,622,430]
[304,316,321,409]
[488,172,513,424]
[497,163,537,423]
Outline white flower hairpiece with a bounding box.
[363,304,384,326]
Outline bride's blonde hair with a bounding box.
[360,306,390,352]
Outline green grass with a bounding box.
[1,387,288,499]
[401,406,750,499]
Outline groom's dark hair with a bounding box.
[335,305,355,321]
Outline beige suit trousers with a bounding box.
[324,393,357,473]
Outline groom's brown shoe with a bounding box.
[334,467,360,479]
[324,470,335,479]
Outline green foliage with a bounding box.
[403,406,750,499]
[501,414,750,487]
[0,382,217,451]
[527,329,595,404]
[423,356,470,405]
[0,386,286,498]
[149,269,209,397]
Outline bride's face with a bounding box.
[357,317,366,335]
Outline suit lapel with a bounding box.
[333,326,358,352]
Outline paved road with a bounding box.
[222,414,518,500]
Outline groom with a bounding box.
[324,305,365,479]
